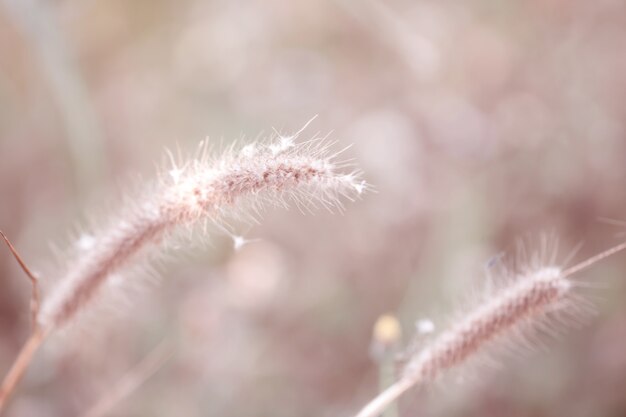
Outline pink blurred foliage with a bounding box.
[1,0,626,416]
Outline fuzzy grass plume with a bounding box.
[39,135,363,330]
[0,125,365,412]
[354,240,626,417]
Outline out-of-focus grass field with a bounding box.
[1,1,626,416]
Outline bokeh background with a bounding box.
[1,0,626,416]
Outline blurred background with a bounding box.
[1,0,626,416]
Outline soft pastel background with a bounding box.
[1,0,626,416]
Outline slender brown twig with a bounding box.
[0,231,40,329]
[0,231,47,411]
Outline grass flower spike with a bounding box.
[354,241,626,417]
[39,136,363,330]
[0,126,365,412]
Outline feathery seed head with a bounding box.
[402,265,571,383]
[38,132,365,331]
[354,243,626,417]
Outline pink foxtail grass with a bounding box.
[0,131,365,412]
[354,241,626,417]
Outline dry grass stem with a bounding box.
[0,231,40,330]
[0,328,46,411]
[0,231,46,411]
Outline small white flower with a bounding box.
[76,234,96,251]
[241,144,257,157]
[270,137,295,156]
[233,235,247,251]
[169,168,183,184]
[232,235,260,251]
[354,180,366,195]
[416,319,435,334]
